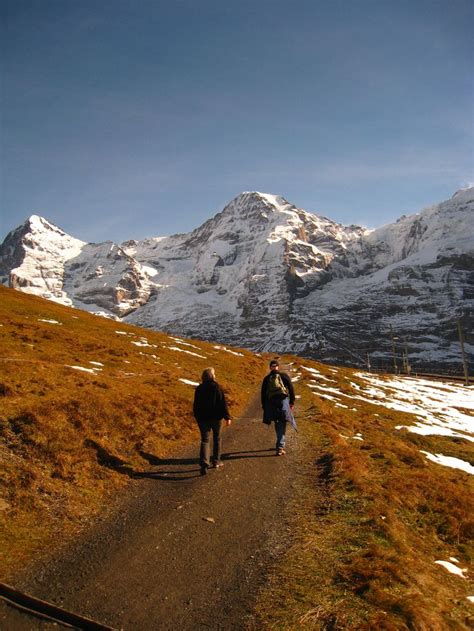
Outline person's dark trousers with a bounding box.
[198,419,223,469]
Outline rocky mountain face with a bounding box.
[0,215,154,316]
[1,189,473,372]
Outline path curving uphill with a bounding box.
[1,395,297,630]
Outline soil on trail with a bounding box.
[1,395,297,630]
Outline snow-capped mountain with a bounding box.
[0,215,154,316]
[1,189,473,371]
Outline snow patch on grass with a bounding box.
[420,451,474,475]
[213,345,244,357]
[168,346,207,359]
[179,378,199,386]
[66,365,101,374]
[306,369,474,443]
[169,337,202,350]
[434,560,468,578]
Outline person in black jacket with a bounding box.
[261,359,295,455]
[193,367,231,475]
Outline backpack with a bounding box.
[267,372,288,400]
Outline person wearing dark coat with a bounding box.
[261,359,295,455]
[193,367,231,475]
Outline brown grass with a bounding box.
[253,361,474,630]
[1,286,473,629]
[0,286,264,577]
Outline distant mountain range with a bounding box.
[1,188,473,372]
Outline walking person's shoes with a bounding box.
[212,460,224,469]
[200,466,208,476]
[277,448,286,456]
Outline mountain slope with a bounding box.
[1,189,473,371]
[122,191,366,343]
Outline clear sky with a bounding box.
[2,0,473,243]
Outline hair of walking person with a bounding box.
[201,367,216,382]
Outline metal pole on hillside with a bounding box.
[457,319,470,386]
[404,338,411,375]
[390,325,398,374]
[366,352,371,372]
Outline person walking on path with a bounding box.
[261,359,296,456]
[193,367,232,476]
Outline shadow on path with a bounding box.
[133,471,202,481]
[223,448,276,460]
[138,450,197,466]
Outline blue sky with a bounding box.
[2,0,473,242]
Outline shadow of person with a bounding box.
[138,450,197,467]
[133,470,202,481]
[84,439,136,477]
[222,449,275,460]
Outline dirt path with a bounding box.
[1,395,298,630]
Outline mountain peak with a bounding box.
[451,186,474,201]
[235,191,292,210]
[24,214,60,233]
[2,214,86,259]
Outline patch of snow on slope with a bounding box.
[66,365,101,374]
[213,345,244,356]
[305,369,473,442]
[168,346,207,359]
[420,451,474,475]
[169,337,202,350]
[434,560,468,578]
[179,378,199,386]
[355,373,474,441]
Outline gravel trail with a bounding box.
[1,394,297,630]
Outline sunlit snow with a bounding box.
[434,560,468,578]
[179,378,200,386]
[301,366,337,382]
[141,265,159,277]
[169,337,202,350]
[213,345,244,357]
[305,367,474,443]
[168,346,206,359]
[420,451,474,475]
[66,365,101,374]
[131,340,157,348]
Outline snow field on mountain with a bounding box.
[304,368,474,473]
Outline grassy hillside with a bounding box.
[254,363,474,629]
[1,285,473,629]
[0,285,264,576]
